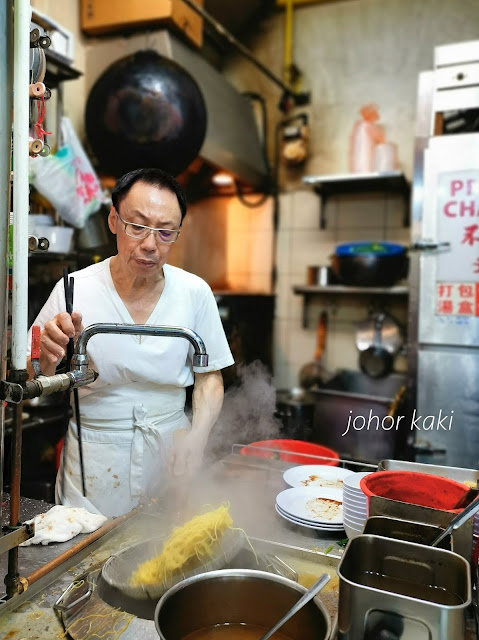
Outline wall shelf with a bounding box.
[303,171,411,228]
[293,284,409,327]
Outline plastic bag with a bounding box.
[29,117,109,228]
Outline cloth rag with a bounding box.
[20,505,108,546]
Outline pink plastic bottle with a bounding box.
[348,104,385,173]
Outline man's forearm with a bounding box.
[191,370,224,442]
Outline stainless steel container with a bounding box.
[378,459,479,485]
[154,568,332,640]
[337,535,471,640]
[363,515,451,550]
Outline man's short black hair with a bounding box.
[111,168,187,223]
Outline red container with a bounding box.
[360,470,469,513]
[240,439,339,466]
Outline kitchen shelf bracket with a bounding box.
[293,284,409,328]
[303,171,411,229]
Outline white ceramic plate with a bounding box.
[276,487,343,524]
[275,503,344,528]
[275,505,345,531]
[283,465,353,489]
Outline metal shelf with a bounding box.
[293,284,409,327]
[303,171,411,228]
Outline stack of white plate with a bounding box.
[342,471,374,540]
[275,486,344,532]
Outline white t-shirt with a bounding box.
[28,258,234,420]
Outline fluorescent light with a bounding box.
[212,171,234,186]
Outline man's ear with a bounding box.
[108,206,117,234]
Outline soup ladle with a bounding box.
[257,572,330,640]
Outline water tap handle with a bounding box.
[31,325,42,378]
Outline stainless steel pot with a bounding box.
[154,568,332,640]
[275,388,315,440]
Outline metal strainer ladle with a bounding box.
[258,573,330,640]
[101,527,245,601]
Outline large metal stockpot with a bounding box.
[154,568,332,639]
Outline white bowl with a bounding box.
[343,471,375,490]
[343,507,368,521]
[35,225,74,253]
[344,522,363,540]
[343,513,368,527]
[343,491,368,507]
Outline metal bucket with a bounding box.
[154,568,332,639]
[337,534,471,640]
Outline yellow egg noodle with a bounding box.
[130,504,233,586]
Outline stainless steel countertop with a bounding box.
[0,455,345,639]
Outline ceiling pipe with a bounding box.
[181,0,310,111]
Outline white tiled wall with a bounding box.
[273,189,409,389]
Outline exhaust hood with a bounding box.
[84,30,268,189]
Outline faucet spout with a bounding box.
[71,323,209,370]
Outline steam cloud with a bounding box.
[206,360,283,460]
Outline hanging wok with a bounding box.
[85,50,207,177]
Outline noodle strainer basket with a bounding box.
[101,527,246,601]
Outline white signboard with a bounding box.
[437,169,479,282]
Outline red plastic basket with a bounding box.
[240,439,339,466]
[360,470,469,513]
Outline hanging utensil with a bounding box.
[359,312,393,379]
[257,573,330,640]
[299,311,333,389]
[432,494,479,548]
[356,311,403,355]
[63,267,86,497]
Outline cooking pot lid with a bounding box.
[335,242,405,257]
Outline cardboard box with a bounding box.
[81,0,204,48]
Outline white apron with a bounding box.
[56,383,190,517]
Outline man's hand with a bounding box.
[168,428,207,477]
[167,370,224,477]
[31,311,84,377]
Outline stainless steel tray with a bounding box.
[378,459,479,485]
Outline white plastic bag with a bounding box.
[29,117,109,228]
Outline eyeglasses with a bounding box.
[116,211,181,244]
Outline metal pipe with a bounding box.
[24,508,138,588]
[72,323,209,369]
[181,0,302,99]
[5,402,23,598]
[0,0,14,522]
[23,368,98,399]
[11,0,31,370]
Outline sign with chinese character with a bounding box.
[437,170,479,281]
[436,282,479,316]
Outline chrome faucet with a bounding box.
[22,323,208,401]
[71,323,209,372]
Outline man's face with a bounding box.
[108,181,182,279]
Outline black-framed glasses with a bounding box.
[116,211,181,244]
